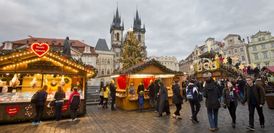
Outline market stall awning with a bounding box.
[115,59,183,76]
[0,49,97,78]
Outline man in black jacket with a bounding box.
[172,80,183,119]
[32,85,48,125]
[110,80,116,110]
[242,76,265,131]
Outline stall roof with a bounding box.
[0,49,97,78]
[116,59,183,75]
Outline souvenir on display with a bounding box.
[30,77,37,88]
[9,74,20,87]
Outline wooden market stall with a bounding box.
[113,59,181,111]
[0,43,96,123]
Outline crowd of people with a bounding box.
[31,85,81,125]
[178,74,268,132]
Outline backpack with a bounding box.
[70,95,80,109]
[186,86,194,100]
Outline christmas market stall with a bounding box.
[0,42,96,123]
[113,59,181,111]
[193,52,245,81]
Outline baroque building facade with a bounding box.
[248,31,274,68]
[149,56,179,71]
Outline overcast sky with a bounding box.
[1,0,274,61]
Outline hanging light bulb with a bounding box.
[10,74,20,87]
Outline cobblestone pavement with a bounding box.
[1,102,274,133]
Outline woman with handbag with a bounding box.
[54,86,65,121]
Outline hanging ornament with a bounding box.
[51,79,57,87]
[30,77,37,88]
[60,75,65,86]
[9,74,20,87]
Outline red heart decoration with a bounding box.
[31,42,50,57]
[117,75,127,90]
[6,105,20,117]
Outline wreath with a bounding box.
[50,80,57,87]
[64,78,69,84]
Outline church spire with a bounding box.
[133,9,145,33]
[110,6,124,33]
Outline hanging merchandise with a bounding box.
[9,74,20,87]
[51,79,57,87]
[60,75,65,86]
[30,77,37,88]
[117,75,127,90]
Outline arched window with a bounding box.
[138,34,141,41]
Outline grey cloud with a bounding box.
[1,0,274,61]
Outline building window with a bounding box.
[252,46,257,51]
[272,51,274,58]
[254,53,259,60]
[262,37,265,41]
[261,44,266,49]
[263,51,268,59]
[240,48,244,52]
[116,33,120,41]
[138,34,141,41]
[234,49,238,53]
[241,56,245,61]
[258,38,261,41]
[265,62,269,66]
[272,43,274,48]
[228,50,231,54]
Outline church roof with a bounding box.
[95,39,109,51]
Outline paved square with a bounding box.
[1,102,274,133]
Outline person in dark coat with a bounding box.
[204,76,221,132]
[69,87,80,121]
[154,80,161,112]
[148,80,155,108]
[110,80,116,110]
[137,82,145,95]
[54,86,65,121]
[172,80,183,119]
[223,81,240,128]
[158,82,170,117]
[242,76,265,131]
[32,85,48,125]
[186,79,201,123]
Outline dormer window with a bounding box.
[3,42,12,50]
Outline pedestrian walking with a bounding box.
[223,81,240,128]
[110,80,116,110]
[103,83,110,109]
[242,76,265,131]
[54,86,65,121]
[186,79,201,123]
[154,80,161,112]
[32,85,48,125]
[172,80,183,119]
[69,87,80,121]
[148,80,155,108]
[99,81,104,107]
[158,82,170,117]
[204,74,221,132]
[138,90,145,112]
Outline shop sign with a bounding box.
[31,42,50,57]
[62,103,69,112]
[5,105,20,117]
[195,58,219,72]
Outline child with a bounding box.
[138,91,144,112]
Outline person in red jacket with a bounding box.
[68,87,80,121]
